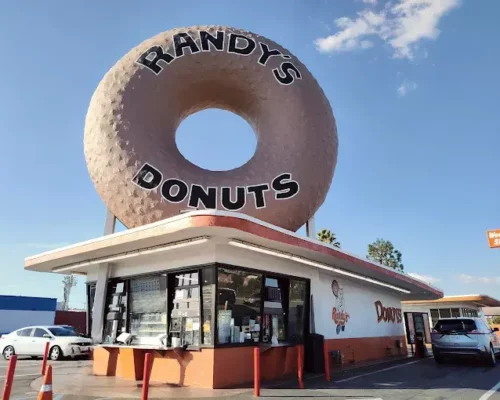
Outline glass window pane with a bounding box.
[129,275,167,345]
[288,280,307,342]
[103,281,128,343]
[435,319,477,332]
[263,276,288,343]
[201,268,215,345]
[17,328,33,337]
[170,270,201,347]
[439,308,451,318]
[451,308,460,318]
[33,328,48,338]
[217,267,262,344]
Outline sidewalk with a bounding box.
[30,354,418,399]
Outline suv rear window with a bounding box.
[434,319,477,333]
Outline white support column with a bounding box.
[306,215,316,239]
[90,209,117,343]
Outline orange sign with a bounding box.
[487,230,500,248]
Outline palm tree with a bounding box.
[317,229,341,248]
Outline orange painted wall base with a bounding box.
[324,335,407,365]
[92,336,407,389]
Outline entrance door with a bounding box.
[413,314,426,342]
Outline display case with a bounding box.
[129,275,167,345]
[169,271,201,347]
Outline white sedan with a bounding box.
[0,325,93,361]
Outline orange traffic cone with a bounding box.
[37,364,53,400]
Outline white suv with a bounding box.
[431,317,500,366]
[1,325,93,361]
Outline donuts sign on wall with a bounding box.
[84,26,338,231]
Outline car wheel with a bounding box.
[487,346,496,367]
[2,346,15,361]
[49,345,62,361]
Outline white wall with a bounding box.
[86,242,217,282]
[0,310,56,334]
[313,271,405,339]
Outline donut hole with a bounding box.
[175,108,257,172]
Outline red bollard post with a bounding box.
[323,341,330,382]
[41,341,50,375]
[254,347,260,397]
[297,345,304,389]
[2,355,18,400]
[141,352,153,400]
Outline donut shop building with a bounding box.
[25,210,442,388]
[24,25,442,389]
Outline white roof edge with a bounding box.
[24,210,443,294]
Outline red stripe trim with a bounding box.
[186,215,443,297]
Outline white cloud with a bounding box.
[408,272,440,284]
[315,0,460,59]
[397,80,418,95]
[458,274,500,285]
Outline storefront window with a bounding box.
[217,267,262,344]
[439,308,451,318]
[288,279,307,342]
[129,275,167,345]
[170,270,201,347]
[103,281,128,344]
[451,308,460,318]
[201,268,215,345]
[262,276,287,344]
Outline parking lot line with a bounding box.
[479,381,500,400]
[336,359,423,383]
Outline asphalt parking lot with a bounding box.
[1,356,500,399]
[0,357,91,400]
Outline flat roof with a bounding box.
[402,294,500,307]
[25,210,443,300]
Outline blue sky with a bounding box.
[1,0,499,309]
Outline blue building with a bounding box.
[0,295,57,335]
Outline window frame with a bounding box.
[16,328,34,337]
[214,263,310,348]
[89,262,310,349]
[32,328,50,338]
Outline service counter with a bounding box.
[93,343,300,389]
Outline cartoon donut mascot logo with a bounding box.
[331,280,350,334]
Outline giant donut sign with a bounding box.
[84,26,338,231]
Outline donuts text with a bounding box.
[136,30,302,86]
[132,163,300,211]
[374,300,402,324]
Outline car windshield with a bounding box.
[48,327,74,337]
[434,319,477,333]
